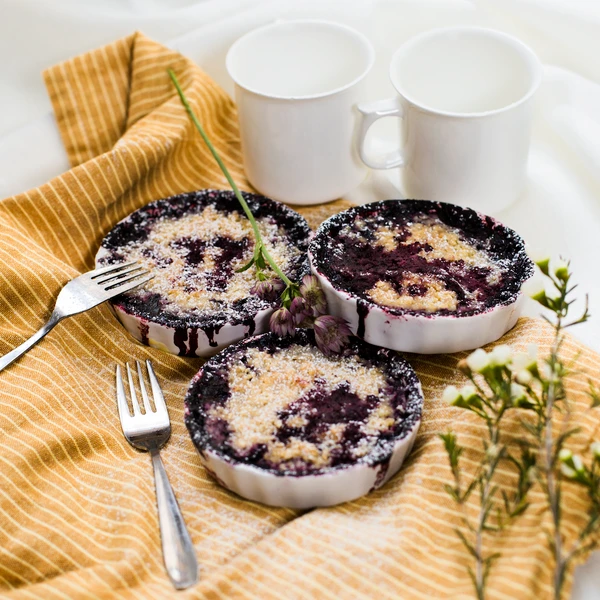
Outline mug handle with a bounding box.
[357,97,405,169]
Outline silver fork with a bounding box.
[0,262,151,373]
[116,360,198,590]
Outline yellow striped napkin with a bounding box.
[0,32,598,599]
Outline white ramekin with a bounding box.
[185,331,423,508]
[104,299,273,358]
[95,189,310,358]
[312,271,527,354]
[308,199,534,354]
[195,423,420,509]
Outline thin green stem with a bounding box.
[475,422,500,600]
[546,376,564,600]
[537,299,565,600]
[541,302,569,599]
[167,68,293,287]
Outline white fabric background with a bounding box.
[0,0,599,597]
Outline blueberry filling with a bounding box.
[185,330,423,476]
[310,199,533,318]
[97,190,311,354]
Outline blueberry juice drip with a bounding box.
[356,299,369,338]
[139,321,149,345]
[202,323,223,348]
[370,459,391,491]
[173,328,189,356]
[243,316,256,337]
[189,328,199,355]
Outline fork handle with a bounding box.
[0,311,62,373]
[151,449,198,589]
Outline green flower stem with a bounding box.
[545,337,566,599]
[474,418,500,600]
[532,266,590,599]
[167,68,293,288]
[443,263,591,600]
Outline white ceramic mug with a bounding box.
[226,20,374,206]
[358,27,542,213]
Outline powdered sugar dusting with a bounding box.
[96,190,311,332]
[211,345,389,468]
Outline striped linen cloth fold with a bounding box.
[0,32,598,599]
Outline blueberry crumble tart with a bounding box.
[184,330,422,507]
[309,200,534,354]
[96,190,310,357]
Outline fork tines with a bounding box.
[116,360,168,421]
[92,262,152,291]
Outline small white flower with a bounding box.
[591,442,600,459]
[527,244,550,263]
[460,385,477,400]
[513,344,538,372]
[560,463,576,479]
[534,254,551,275]
[443,385,461,405]
[530,285,548,303]
[553,258,569,281]
[516,369,533,385]
[542,363,557,380]
[466,348,489,373]
[572,455,584,473]
[521,276,546,299]
[486,444,499,460]
[490,345,512,366]
[511,382,526,401]
[553,258,568,270]
[528,248,550,266]
[512,353,529,371]
[558,448,573,462]
[523,271,552,305]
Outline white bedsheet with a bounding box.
[0,1,599,596]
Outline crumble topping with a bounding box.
[310,200,532,317]
[373,226,398,252]
[100,203,302,318]
[370,222,500,312]
[405,222,494,267]
[367,276,458,312]
[209,345,390,470]
[185,330,424,476]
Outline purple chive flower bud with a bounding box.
[313,315,351,356]
[269,307,296,337]
[299,274,327,317]
[289,296,309,325]
[251,280,273,299]
[271,278,286,294]
[251,278,286,302]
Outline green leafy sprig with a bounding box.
[439,346,536,599]
[441,258,597,600]
[168,69,297,297]
[167,69,351,354]
[516,259,594,598]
